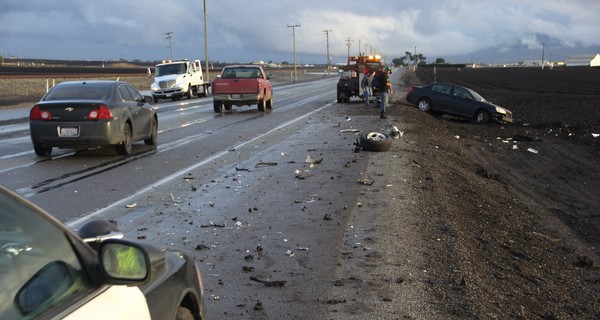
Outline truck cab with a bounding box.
[150,60,210,102]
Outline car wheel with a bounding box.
[176,307,194,320]
[359,132,392,152]
[115,123,133,156]
[474,110,490,124]
[266,96,273,110]
[417,98,432,112]
[153,96,159,103]
[34,144,52,157]
[144,117,158,146]
[186,85,193,99]
[258,99,266,112]
[213,100,222,113]
[224,102,233,111]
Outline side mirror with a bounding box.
[266,74,272,80]
[216,75,221,79]
[144,95,154,103]
[99,240,150,284]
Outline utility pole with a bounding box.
[288,24,301,81]
[323,29,332,71]
[541,42,545,70]
[165,32,174,60]
[345,37,352,64]
[203,0,209,80]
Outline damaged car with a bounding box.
[406,83,513,124]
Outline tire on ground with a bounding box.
[359,132,392,152]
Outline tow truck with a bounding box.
[336,54,383,103]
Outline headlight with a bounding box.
[151,84,159,91]
[495,106,507,114]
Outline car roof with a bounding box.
[55,80,127,87]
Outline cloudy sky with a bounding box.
[1,0,599,65]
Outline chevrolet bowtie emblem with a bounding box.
[65,107,74,111]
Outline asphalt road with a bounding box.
[1,75,417,319]
[0,77,337,224]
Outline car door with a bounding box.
[125,85,152,140]
[62,286,151,320]
[429,84,454,112]
[450,86,477,117]
[118,85,145,140]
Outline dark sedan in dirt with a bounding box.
[406,83,513,124]
[29,80,158,157]
[0,183,205,319]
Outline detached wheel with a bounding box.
[115,123,133,156]
[213,100,223,113]
[359,132,392,152]
[417,98,432,112]
[34,144,52,157]
[144,117,158,146]
[175,307,194,320]
[474,110,490,124]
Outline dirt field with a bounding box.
[387,67,600,318]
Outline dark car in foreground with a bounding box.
[0,184,204,319]
[29,80,158,157]
[406,83,513,124]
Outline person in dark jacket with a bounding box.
[375,66,393,119]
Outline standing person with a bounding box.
[361,70,375,106]
[376,66,393,119]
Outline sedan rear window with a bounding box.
[44,86,111,101]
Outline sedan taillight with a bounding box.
[88,105,113,120]
[30,105,51,120]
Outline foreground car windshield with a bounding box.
[44,84,112,101]
[0,191,90,319]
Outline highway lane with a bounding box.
[0,77,338,223]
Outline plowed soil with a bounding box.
[384,67,600,318]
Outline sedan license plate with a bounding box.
[59,126,80,137]
[231,94,241,99]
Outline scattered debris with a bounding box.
[125,203,137,208]
[340,128,360,133]
[195,244,211,250]
[295,170,314,180]
[200,221,226,228]
[305,155,323,164]
[323,214,333,221]
[254,300,263,311]
[326,299,347,305]
[357,177,375,186]
[242,266,255,273]
[255,162,278,167]
[250,277,287,287]
[527,147,539,154]
[385,124,402,139]
[236,167,250,171]
[170,193,182,203]
[286,250,294,257]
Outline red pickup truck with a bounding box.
[211,65,273,113]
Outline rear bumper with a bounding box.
[213,93,260,104]
[30,120,123,148]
